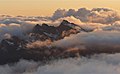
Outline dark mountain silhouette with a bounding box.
[30,20,81,41]
[0,20,96,65]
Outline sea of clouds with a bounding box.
[1,53,120,74]
[0,8,120,74]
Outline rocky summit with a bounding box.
[29,20,82,41]
[0,20,94,65]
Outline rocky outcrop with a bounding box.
[30,20,81,41]
[0,20,95,65]
[0,36,26,64]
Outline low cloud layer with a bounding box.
[53,31,120,53]
[0,53,120,74]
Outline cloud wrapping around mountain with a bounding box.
[0,16,60,41]
[53,31,120,51]
[0,7,120,74]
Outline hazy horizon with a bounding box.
[0,0,120,16]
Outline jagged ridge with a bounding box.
[0,20,94,65]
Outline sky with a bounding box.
[0,0,120,16]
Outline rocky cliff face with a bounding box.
[30,20,81,41]
[0,20,93,65]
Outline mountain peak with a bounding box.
[34,24,40,28]
[60,20,70,25]
[32,24,42,34]
[59,20,79,29]
[42,23,49,27]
